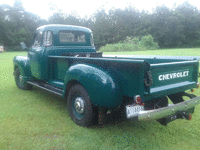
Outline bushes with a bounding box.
[5,46,24,52]
[99,35,159,52]
[140,35,159,50]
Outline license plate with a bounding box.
[126,105,144,118]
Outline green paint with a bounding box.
[57,59,68,80]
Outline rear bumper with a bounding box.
[127,96,200,121]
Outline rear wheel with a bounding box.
[67,84,98,127]
[14,68,32,90]
[168,92,196,104]
[144,96,168,110]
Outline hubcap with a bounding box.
[74,97,85,115]
[19,75,23,83]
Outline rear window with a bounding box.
[43,31,52,46]
[59,31,86,43]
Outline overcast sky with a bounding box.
[0,0,200,19]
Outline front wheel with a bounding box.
[67,84,98,127]
[14,68,33,90]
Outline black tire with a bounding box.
[168,92,196,104]
[144,96,168,110]
[154,96,168,108]
[67,84,98,127]
[184,92,196,99]
[14,68,33,90]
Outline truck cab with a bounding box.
[28,24,95,81]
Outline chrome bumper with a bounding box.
[127,96,200,121]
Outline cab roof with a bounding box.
[36,24,92,33]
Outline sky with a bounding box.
[0,0,200,20]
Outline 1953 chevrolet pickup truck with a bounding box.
[13,24,200,127]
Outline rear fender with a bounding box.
[63,64,123,109]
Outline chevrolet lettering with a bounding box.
[159,71,189,81]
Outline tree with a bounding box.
[1,0,200,50]
[0,0,41,48]
[175,1,200,47]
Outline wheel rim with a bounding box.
[15,69,25,87]
[74,97,85,114]
[19,75,23,83]
[72,96,85,119]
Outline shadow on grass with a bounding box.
[30,86,160,130]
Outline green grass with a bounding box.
[103,48,200,56]
[0,50,200,150]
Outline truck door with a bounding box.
[29,30,44,80]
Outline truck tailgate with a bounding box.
[145,60,199,98]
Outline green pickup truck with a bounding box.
[13,24,200,127]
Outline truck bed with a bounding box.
[47,54,199,101]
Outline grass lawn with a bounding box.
[103,48,200,56]
[0,50,200,150]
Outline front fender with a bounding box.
[63,64,123,109]
[13,56,31,81]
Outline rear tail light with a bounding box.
[197,82,199,88]
[134,95,145,106]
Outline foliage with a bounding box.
[5,46,23,51]
[1,1,200,51]
[0,1,43,49]
[140,35,159,50]
[99,35,159,52]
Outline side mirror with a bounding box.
[20,42,27,50]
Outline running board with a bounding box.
[27,81,63,96]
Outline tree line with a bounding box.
[0,0,200,51]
